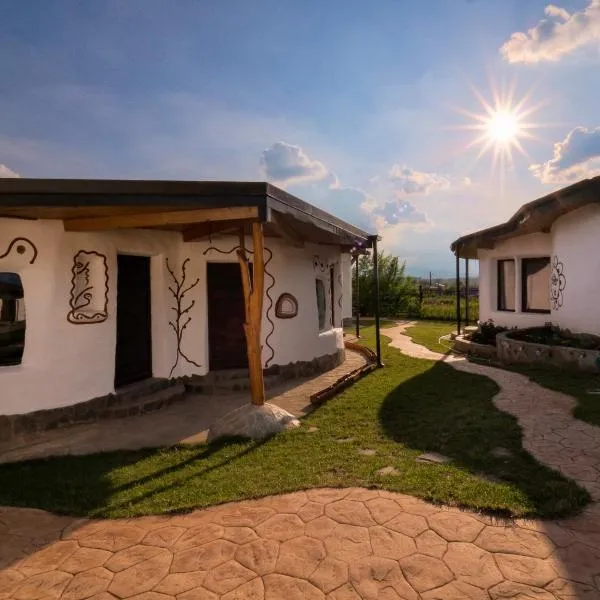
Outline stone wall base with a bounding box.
[0,349,346,443]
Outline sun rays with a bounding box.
[451,79,547,176]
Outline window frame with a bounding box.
[496,259,516,312]
[521,256,551,314]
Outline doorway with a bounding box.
[115,254,152,387]
[207,262,248,370]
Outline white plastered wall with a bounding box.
[550,204,600,335]
[477,233,552,329]
[0,218,347,415]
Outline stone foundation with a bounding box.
[497,331,600,373]
[0,379,186,443]
[0,349,346,443]
[264,348,345,380]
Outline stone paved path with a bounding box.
[2,488,600,599]
[0,350,367,464]
[387,322,600,502]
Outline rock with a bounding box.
[307,426,319,432]
[336,437,355,443]
[207,402,300,442]
[416,452,452,465]
[491,447,513,459]
[376,466,400,476]
[358,449,376,456]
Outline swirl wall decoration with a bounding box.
[550,255,566,310]
[203,244,276,368]
[0,237,38,265]
[67,250,109,324]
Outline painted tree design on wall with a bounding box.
[166,257,202,377]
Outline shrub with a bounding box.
[468,319,507,346]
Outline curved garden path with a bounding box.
[387,322,600,503]
[2,327,600,598]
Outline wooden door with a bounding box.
[207,262,248,370]
[115,255,152,387]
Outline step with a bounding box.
[184,373,281,395]
[112,377,173,404]
[98,382,187,419]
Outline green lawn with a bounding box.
[407,320,600,428]
[0,326,589,519]
[404,320,455,354]
[506,365,600,428]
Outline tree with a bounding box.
[355,252,419,317]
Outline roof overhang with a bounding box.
[450,176,600,259]
[0,179,376,250]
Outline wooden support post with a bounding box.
[237,223,266,406]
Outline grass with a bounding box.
[0,326,589,519]
[420,296,479,322]
[407,320,600,429]
[404,320,455,354]
[506,365,600,428]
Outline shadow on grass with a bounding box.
[0,436,260,517]
[378,360,590,518]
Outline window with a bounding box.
[329,266,336,327]
[0,273,25,366]
[497,260,516,311]
[315,279,327,331]
[522,257,551,313]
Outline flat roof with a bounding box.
[450,176,600,259]
[0,179,375,248]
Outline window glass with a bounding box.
[497,260,516,311]
[522,257,551,313]
[0,273,25,366]
[315,279,327,330]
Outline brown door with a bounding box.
[207,262,248,370]
[115,255,152,387]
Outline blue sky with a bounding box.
[2,0,600,276]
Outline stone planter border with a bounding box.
[497,331,600,373]
[451,334,497,360]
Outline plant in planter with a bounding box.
[468,319,508,347]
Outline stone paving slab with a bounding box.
[2,488,600,599]
[0,350,367,464]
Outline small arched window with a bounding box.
[0,273,25,366]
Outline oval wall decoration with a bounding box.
[275,293,298,319]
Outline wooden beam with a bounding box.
[63,206,259,231]
[237,223,266,406]
[182,219,255,242]
[270,211,304,248]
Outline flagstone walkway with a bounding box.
[2,326,600,598]
[387,322,600,503]
[2,487,600,599]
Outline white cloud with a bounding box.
[260,141,331,185]
[264,141,430,231]
[388,164,451,195]
[500,0,600,63]
[0,164,20,178]
[530,126,600,183]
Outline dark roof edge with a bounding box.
[266,183,375,245]
[450,176,600,256]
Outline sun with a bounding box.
[450,79,546,174]
[486,110,520,144]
